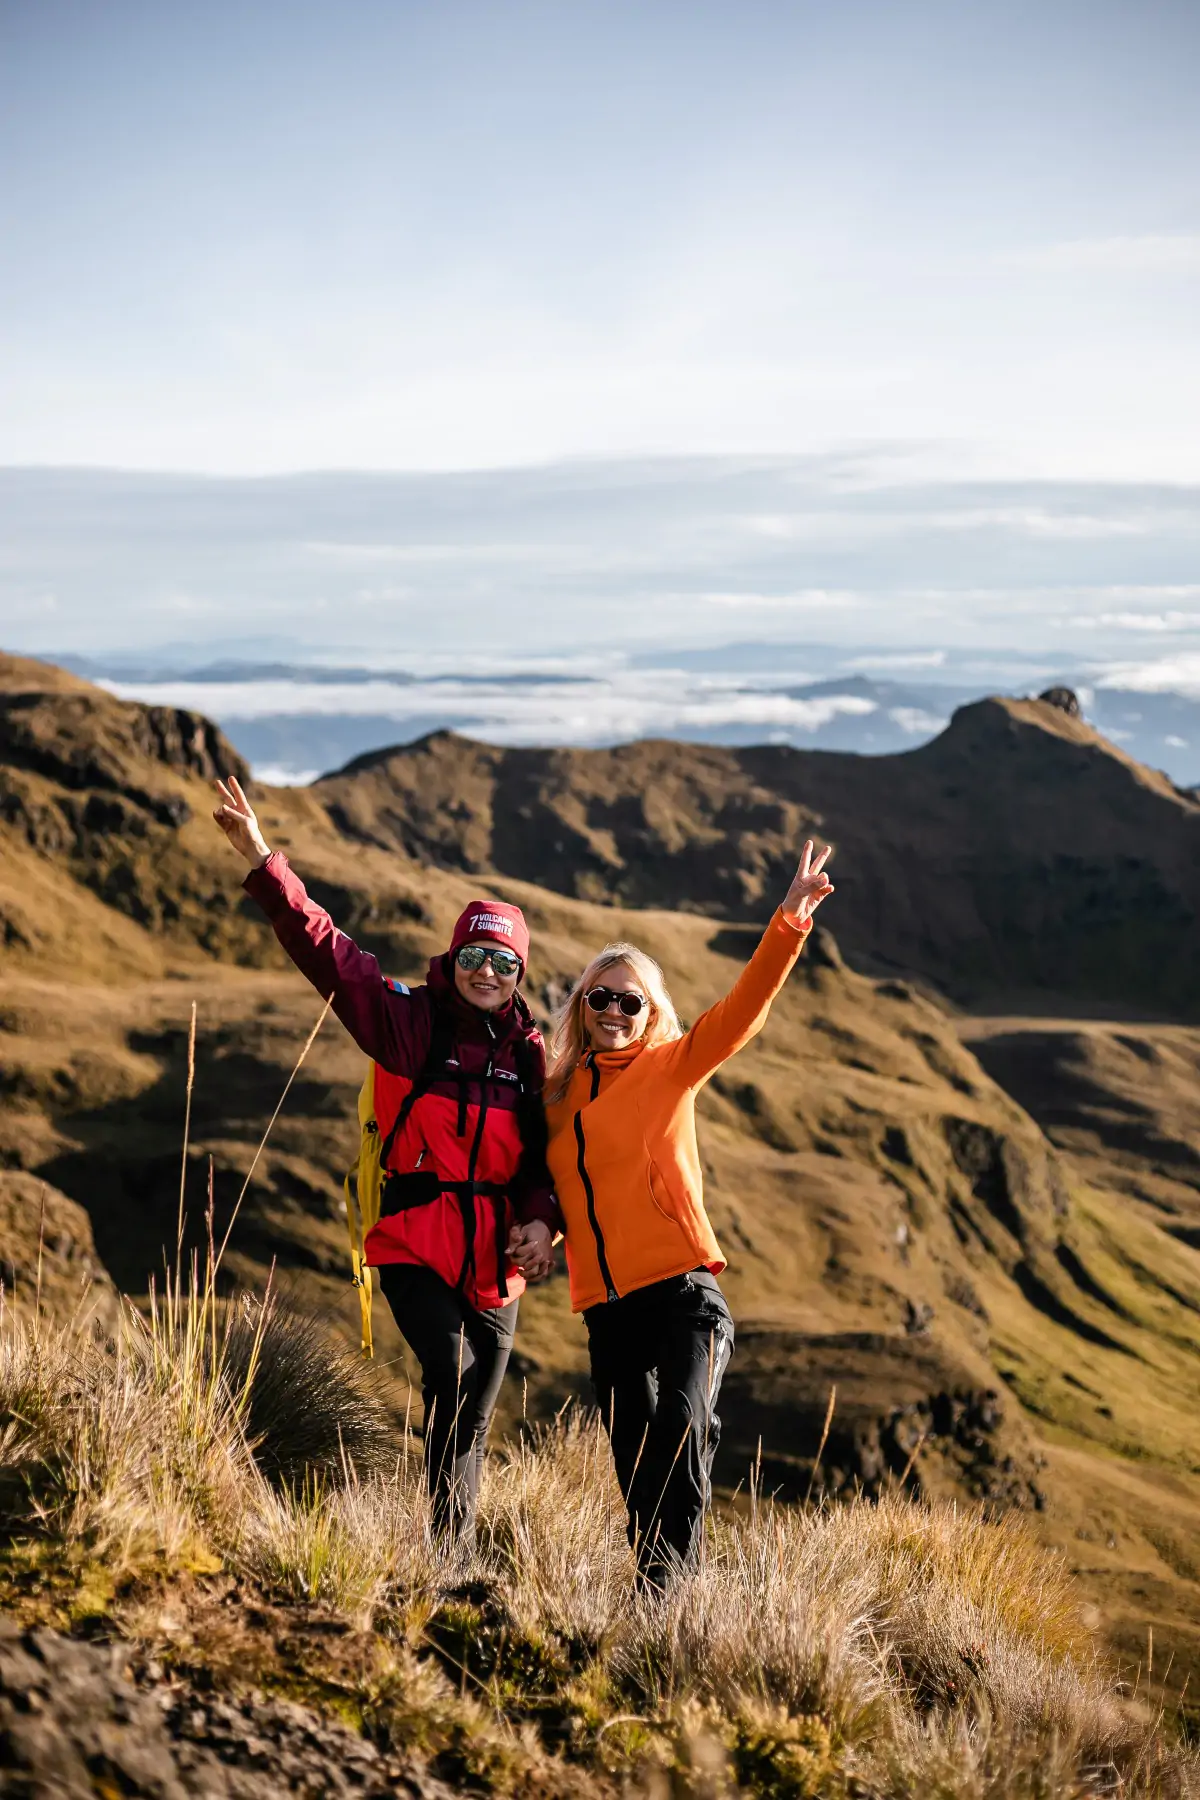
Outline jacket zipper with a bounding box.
[575,1057,618,1302]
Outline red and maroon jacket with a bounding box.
[244,853,558,1310]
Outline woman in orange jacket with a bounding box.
[529,840,833,1589]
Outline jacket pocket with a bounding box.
[647,1160,680,1225]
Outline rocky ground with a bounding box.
[0,1619,462,1800]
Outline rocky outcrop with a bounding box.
[0,1621,458,1800]
[721,1329,1046,1510]
[1037,685,1081,716]
[0,1173,119,1332]
[0,686,246,813]
[0,657,274,957]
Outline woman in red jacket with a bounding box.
[213,776,555,1544]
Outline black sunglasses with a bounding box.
[456,945,522,978]
[585,985,646,1017]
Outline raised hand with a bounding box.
[781,838,835,927]
[212,775,272,868]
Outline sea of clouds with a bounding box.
[63,645,1200,787]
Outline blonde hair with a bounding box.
[545,941,682,1102]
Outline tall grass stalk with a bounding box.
[175,999,196,1268]
[212,991,333,1277]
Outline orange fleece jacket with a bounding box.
[545,909,811,1311]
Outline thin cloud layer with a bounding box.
[1099,653,1200,698]
[3,460,1198,666]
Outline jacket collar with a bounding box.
[583,1040,647,1078]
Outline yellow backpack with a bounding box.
[344,1063,385,1357]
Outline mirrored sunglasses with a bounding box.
[456,945,522,978]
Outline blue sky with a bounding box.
[3,0,1199,478]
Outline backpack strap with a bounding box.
[509,1018,550,1196]
[509,1025,538,1093]
[344,980,407,1359]
[453,1027,500,1295]
[377,1006,460,1170]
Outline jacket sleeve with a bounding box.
[669,909,811,1089]
[512,1166,562,1234]
[506,1032,563,1233]
[243,852,424,1072]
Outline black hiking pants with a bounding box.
[585,1269,734,1592]
[376,1263,517,1546]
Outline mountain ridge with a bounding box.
[314,696,1200,1017]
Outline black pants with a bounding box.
[376,1263,517,1545]
[586,1270,734,1591]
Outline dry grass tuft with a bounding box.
[239,1467,449,1615]
[480,1412,633,1644]
[1,1297,253,1564]
[217,1293,398,1488]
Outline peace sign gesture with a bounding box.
[781,839,834,927]
[212,776,272,869]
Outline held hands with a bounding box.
[212,776,272,868]
[507,1220,555,1284]
[781,838,835,927]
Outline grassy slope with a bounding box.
[960,1015,1200,1694]
[2,1294,1196,1800]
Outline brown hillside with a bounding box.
[962,1016,1200,1243]
[0,652,257,962]
[316,702,1200,1016]
[3,650,1200,1691]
